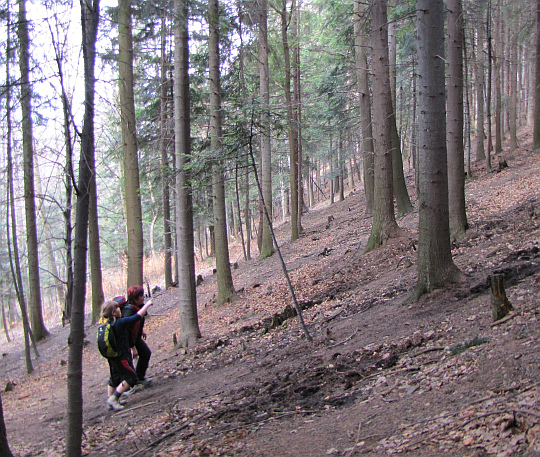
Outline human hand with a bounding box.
[142,331,147,340]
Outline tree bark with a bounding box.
[353,0,374,216]
[409,0,461,302]
[174,0,201,346]
[534,0,540,148]
[160,13,173,289]
[66,1,100,454]
[209,0,235,304]
[447,0,468,242]
[119,0,144,287]
[364,0,400,253]
[490,274,514,321]
[18,0,48,341]
[259,0,274,259]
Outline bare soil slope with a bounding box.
[2,128,540,457]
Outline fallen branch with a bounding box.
[130,412,211,457]
[328,328,359,348]
[118,401,158,417]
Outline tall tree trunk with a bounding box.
[364,0,400,253]
[292,0,303,233]
[88,167,104,323]
[388,9,413,217]
[280,0,299,242]
[259,0,274,259]
[209,0,235,304]
[508,10,518,151]
[353,0,374,216]
[5,8,33,373]
[161,13,173,289]
[66,1,99,455]
[486,0,493,168]
[534,0,540,148]
[475,4,486,162]
[174,0,201,345]
[447,0,468,242]
[119,0,144,287]
[409,0,461,302]
[494,0,503,154]
[18,0,48,341]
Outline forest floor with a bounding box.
[2,127,540,457]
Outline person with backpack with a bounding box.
[122,285,153,387]
[100,298,153,411]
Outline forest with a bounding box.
[0,0,539,455]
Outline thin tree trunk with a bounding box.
[18,0,48,341]
[364,0,400,253]
[160,13,173,289]
[353,0,375,216]
[174,0,201,346]
[447,0,468,242]
[66,1,99,454]
[119,0,144,287]
[259,0,274,259]
[209,0,235,304]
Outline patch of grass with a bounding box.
[450,336,490,356]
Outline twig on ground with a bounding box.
[129,412,211,456]
[328,328,359,348]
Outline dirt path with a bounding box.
[2,130,540,456]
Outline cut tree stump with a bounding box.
[490,274,514,321]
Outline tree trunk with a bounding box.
[259,0,274,259]
[0,394,13,457]
[388,11,413,217]
[280,0,299,242]
[119,0,144,288]
[508,11,518,151]
[490,274,514,321]
[89,171,104,323]
[160,13,173,290]
[66,1,99,454]
[209,0,235,304]
[18,0,48,341]
[364,0,400,253]
[174,0,201,346]
[5,14,33,373]
[494,0,503,154]
[475,4,486,162]
[534,0,540,148]
[353,0,375,216]
[447,0,468,242]
[409,0,461,302]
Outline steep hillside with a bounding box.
[2,128,540,456]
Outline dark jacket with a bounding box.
[111,313,142,359]
[122,303,144,347]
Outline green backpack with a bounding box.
[97,321,118,358]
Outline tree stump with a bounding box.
[490,274,513,321]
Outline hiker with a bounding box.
[101,298,153,411]
[122,285,153,387]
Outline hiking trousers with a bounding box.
[135,338,151,380]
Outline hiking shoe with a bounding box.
[107,398,126,411]
[139,378,153,388]
[122,384,142,396]
[107,395,125,411]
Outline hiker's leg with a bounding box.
[135,338,151,380]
